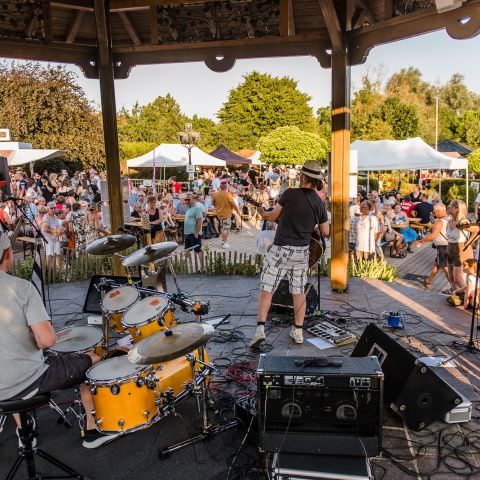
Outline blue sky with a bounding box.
[15,29,480,120]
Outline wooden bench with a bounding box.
[16,236,35,259]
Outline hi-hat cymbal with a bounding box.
[86,234,137,255]
[127,323,214,365]
[121,241,178,267]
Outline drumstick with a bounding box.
[55,335,72,344]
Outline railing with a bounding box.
[12,247,263,283]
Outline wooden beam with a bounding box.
[150,5,159,45]
[51,1,93,12]
[384,0,394,20]
[349,1,480,64]
[94,0,124,275]
[330,48,351,291]
[346,0,355,31]
[118,11,142,45]
[352,0,375,29]
[66,11,85,44]
[318,0,344,50]
[280,0,295,36]
[0,39,97,76]
[112,33,331,77]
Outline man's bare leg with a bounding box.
[292,293,306,326]
[250,289,273,347]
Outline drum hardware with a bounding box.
[86,234,137,256]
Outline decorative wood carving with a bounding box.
[445,13,480,39]
[154,0,280,44]
[204,54,236,71]
[0,0,48,40]
[394,0,433,15]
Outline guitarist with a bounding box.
[250,160,329,347]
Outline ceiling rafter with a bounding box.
[118,11,142,45]
[318,0,344,51]
[66,11,85,43]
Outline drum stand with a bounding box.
[158,307,238,459]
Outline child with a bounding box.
[462,259,479,310]
[449,259,479,309]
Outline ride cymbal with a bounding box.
[128,323,214,364]
[121,241,178,267]
[86,234,136,255]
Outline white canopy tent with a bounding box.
[126,143,226,169]
[351,137,468,171]
[9,149,63,166]
[351,137,469,206]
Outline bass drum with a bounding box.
[86,356,158,434]
[102,286,139,333]
[121,296,176,343]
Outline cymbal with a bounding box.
[86,234,137,255]
[121,241,178,267]
[128,323,214,365]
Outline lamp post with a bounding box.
[178,123,201,191]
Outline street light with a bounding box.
[178,123,201,191]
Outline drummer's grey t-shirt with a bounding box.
[0,271,50,400]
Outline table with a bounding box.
[124,222,152,245]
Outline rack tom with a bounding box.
[50,325,104,357]
[121,296,176,343]
[86,356,158,433]
[102,286,139,333]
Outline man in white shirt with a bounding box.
[355,200,380,260]
[42,202,64,270]
[212,173,222,192]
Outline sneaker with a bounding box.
[82,430,121,449]
[221,242,231,249]
[290,327,304,344]
[16,415,37,450]
[441,288,452,296]
[249,330,266,348]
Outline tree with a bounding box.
[0,61,105,170]
[441,74,480,114]
[119,141,155,172]
[119,95,188,144]
[468,148,480,175]
[379,96,419,139]
[218,71,316,141]
[316,107,331,147]
[257,126,328,165]
[456,110,480,149]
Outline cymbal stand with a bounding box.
[158,303,238,459]
[95,278,111,356]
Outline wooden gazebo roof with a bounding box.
[0,0,479,79]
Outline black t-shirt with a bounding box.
[40,183,55,202]
[414,201,433,223]
[274,188,328,247]
[409,191,421,202]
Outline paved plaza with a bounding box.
[1,273,479,479]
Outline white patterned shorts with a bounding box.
[260,244,309,295]
[219,217,232,231]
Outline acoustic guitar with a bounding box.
[242,194,326,267]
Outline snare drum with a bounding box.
[86,356,158,433]
[50,325,104,357]
[102,286,139,333]
[121,296,176,343]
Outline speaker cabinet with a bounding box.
[351,323,462,430]
[271,279,317,315]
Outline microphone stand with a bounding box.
[443,229,480,363]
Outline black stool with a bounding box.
[0,392,88,480]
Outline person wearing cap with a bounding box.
[250,160,329,347]
[42,201,64,270]
[0,229,119,448]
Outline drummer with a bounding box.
[0,230,118,449]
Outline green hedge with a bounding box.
[429,179,474,210]
[358,177,379,191]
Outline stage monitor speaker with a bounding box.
[351,323,463,430]
[0,156,10,197]
[83,275,140,314]
[271,279,317,315]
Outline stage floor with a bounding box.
[1,275,479,479]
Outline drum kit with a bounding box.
[50,235,236,453]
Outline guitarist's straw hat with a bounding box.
[301,160,323,180]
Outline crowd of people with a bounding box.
[2,165,479,312]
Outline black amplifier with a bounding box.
[257,355,383,457]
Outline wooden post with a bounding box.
[330,48,351,291]
[94,0,124,274]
